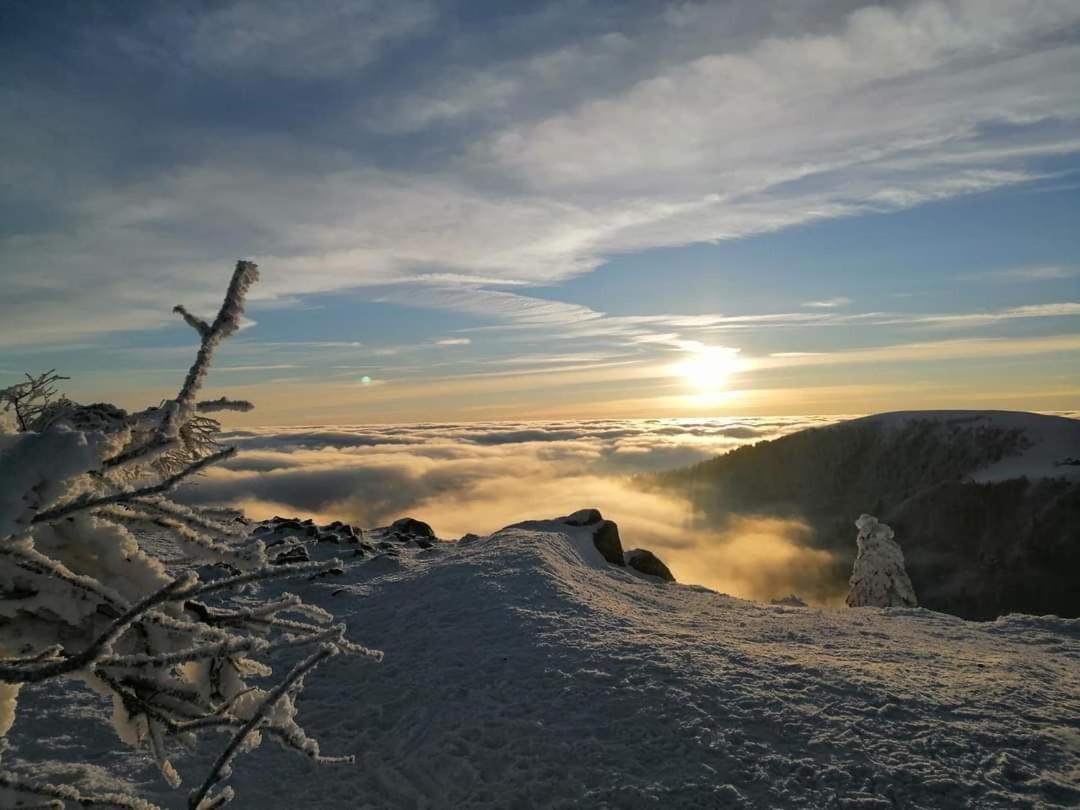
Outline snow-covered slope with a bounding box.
[9,516,1079,809]
[848,410,1080,482]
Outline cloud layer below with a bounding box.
[180,415,850,603]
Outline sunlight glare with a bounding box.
[674,346,746,392]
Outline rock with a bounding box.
[564,508,603,526]
[624,548,675,581]
[458,533,481,544]
[390,517,435,538]
[414,538,434,549]
[272,545,310,565]
[378,541,396,550]
[846,514,918,608]
[591,520,625,566]
[771,594,807,607]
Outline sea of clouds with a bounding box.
[180,415,851,604]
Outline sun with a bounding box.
[674,346,746,392]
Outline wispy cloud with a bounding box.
[803,297,853,309]
[760,333,1080,369]
[956,265,1078,283]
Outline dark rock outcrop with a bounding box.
[564,508,604,527]
[272,545,310,565]
[624,549,674,581]
[390,517,435,539]
[591,520,625,566]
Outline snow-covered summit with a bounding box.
[847,409,1080,482]
[9,511,1079,809]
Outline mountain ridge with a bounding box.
[652,410,1080,619]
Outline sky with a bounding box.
[2,0,1079,424]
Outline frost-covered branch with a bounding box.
[163,260,259,440]
[0,260,377,809]
[31,448,235,525]
[0,574,195,684]
[0,370,70,432]
[187,645,340,810]
[0,768,164,810]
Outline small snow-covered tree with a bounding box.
[845,514,918,608]
[0,261,379,809]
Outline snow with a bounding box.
[845,515,918,609]
[8,515,1080,808]
[852,410,1080,482]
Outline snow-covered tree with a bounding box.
[845,514,918,608]
[0,261,379,809]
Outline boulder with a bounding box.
[564,508,604,527]
[591,520,625,566]
[770,594,807,607]
[390,517,435,538]
[624,548,675,581]
[272,545,310,565]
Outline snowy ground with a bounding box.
[9,516,1080,809]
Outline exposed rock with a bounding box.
[771,594,808,607]
[591,520,625,566]
[272,545,310,565]
[390,517,435,538]
[624,549,675,581]
[846,515,918,608]
[564,508,604,527]
[458,533,481,545]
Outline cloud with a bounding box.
[3,1,1080,346]
[956,265,1078,283]
[803,297,853,309]
[185,0,437,79]
[434,338,471,346]
[177,416,850,602]
[760,333,1080,368]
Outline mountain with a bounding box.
[9,513,1079,809]
[653,411,1080,620]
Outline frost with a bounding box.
[845,514,918,608]
[0,261,378,809]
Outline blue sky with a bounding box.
[1,0,1078,423]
